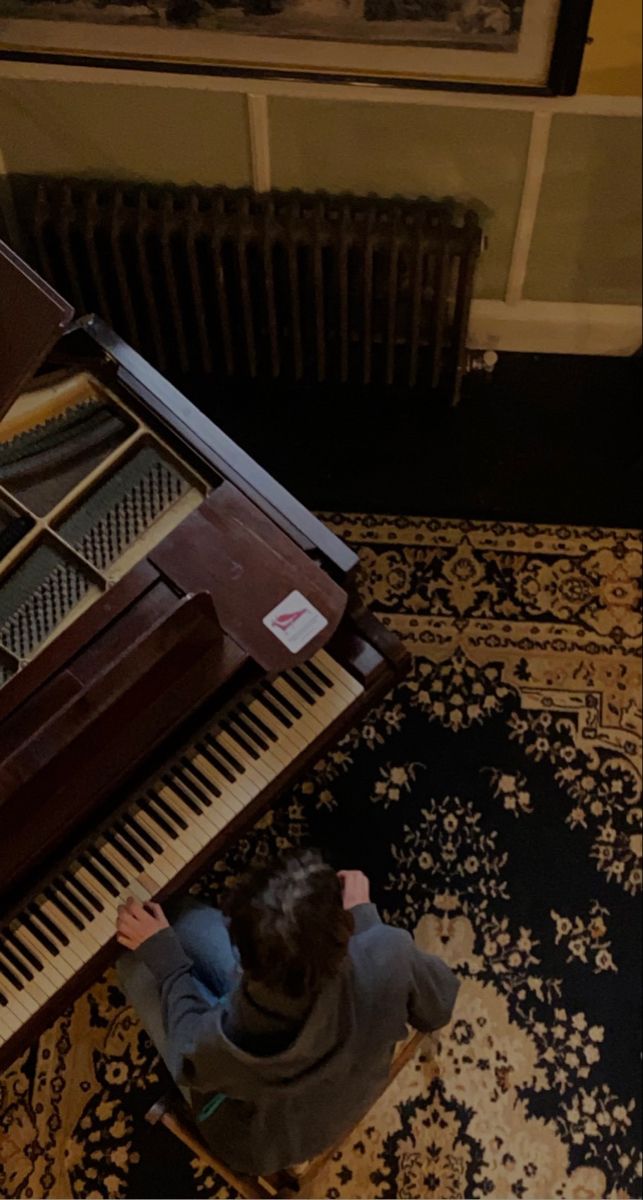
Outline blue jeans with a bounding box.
[116,899,239,1100]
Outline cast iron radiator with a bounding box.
[19,180,483,403]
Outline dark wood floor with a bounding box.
[188,352,641,530]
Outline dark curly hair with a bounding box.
[223,850,354,998]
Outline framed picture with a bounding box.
[0,0,594,95]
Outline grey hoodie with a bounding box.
[135,902,460,1175]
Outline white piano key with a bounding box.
[265,682,322,739]
[29,900,90,970]
[188,750,255,811]
[0,1011,24,1045]
[0,950,47,1017]
[132,808,188,874]
[300,659,349,705]
[0,951,42,1021]
[246,697,307,759]
[14,924,68,990]
[0,942,51,1009]
[122,814,169,867]
[172,783,230,844]
[68,864,117,919]
[252,690,311,752]
[308,658,362,717]
[83,851,128,902]
[316,650,364,698]
[144,797,196,865]
[214,729,272,790]
[304,655,337,691]
[111,829,167,890]
[97,843,153,903]
[154,787,210,856]
[287,668,347,726]
[271,678,326,735]
[219,717,268,761]
[63,877,121,948]
[169,768,223,821]
[155,787,215,854]
[75,859,138,930]
[0,1006,21,1044]
[229,711,293,772]
[193,734,250,792]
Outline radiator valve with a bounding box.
[468,349,498,374]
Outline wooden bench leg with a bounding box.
[146,1096,278,1199]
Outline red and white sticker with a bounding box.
[263,590,328,653]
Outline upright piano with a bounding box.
[0,240,409,1073]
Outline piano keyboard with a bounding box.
[0,650,362,1050]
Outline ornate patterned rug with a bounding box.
[1,515,641,1200]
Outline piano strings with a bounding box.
[0,372,209,685]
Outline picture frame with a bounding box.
[0,0,594,96]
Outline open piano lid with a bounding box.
[0,239,75,421]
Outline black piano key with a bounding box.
[285,671,317,705]
[175,757,220,800]
[118,819,155,863]
[1,940,33,981]
[43,889,82,933]
[238,703,276,743]
[94,847,129,889]
[0,955,23,990]
[186,750,231,791]
[109,832,144,873]
[26,908,63,948]
[167,775,204,816]
[196,740,234,783]
[221,719,259,759]
[232,712,269,751]
[81,855,119,898]
[265,683,300,720]
[21,915,59,957]
[149,790,188,832]
[0,990,8,1007]
[254,689,293,728]
[35,895,74,939]
[202,737,243,775]
[306,659,334,689]
[294,664,325,696]
[176,770,214,808]
[125,814,163,856]
[8,932,42,971]
[65,870,104,912]
[176,763,218,811]
[56,878,94,923]
[143,794,180,839]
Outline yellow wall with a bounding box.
[579,0,642,96]
[0,2,641,313]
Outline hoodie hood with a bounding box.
[194,962,355,1097]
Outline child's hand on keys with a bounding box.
[116,897,169,950]
[337,870,370,909]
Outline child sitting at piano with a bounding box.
[116,849,459,1177]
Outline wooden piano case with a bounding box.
[0,240,409,1072]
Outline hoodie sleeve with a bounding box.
[132,927,230,1093]
[407,944,460,1033]
[350,902,383,935]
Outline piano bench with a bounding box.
[144,1030,426,1199]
